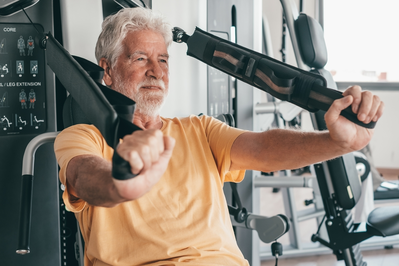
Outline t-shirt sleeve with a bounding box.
[200,115,247,183]
[54,124,109,213]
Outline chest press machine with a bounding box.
[12,1,399,265]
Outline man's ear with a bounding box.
[99,58,113,86]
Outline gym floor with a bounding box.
[259,171,399,266]
[261,248,399,266]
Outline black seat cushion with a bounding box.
[367,206,399,236]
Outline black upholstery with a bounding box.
[295,13,328,69]
[367,206,399,237]
[327,153,362,209]
[63,95,90,128]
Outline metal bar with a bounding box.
[336,82,399,91]
[17,132,59,255]
[279,0,308,70]
[297,209,325,222]
[21,132,59,176]
[254,175,316,188]
[254,102,277,115]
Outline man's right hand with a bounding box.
[112,129,175,201]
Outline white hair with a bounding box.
[95,7,172,67]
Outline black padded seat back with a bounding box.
[295,13,328,69]
[63,95,91,128]
[294,13,362,210]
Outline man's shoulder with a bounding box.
[55,123,109,158]
[56,124,103,143]
[161,115,216,128]
[60,124,100,134]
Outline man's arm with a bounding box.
[65,129,175,208]
[230,85,384,172]
[66,154,121,207]
[230,129,341,172]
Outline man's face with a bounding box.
[109,29,169,117]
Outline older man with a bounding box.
[55,7,384,266]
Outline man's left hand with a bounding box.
[324,85,384,152]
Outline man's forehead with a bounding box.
[125,29,165,42]
[123,30,168,53]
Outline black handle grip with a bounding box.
[17,174,34,254]
[112,146,139,180]
[310,85,376,129]
[342,105,376,129]
[111,118,143,180]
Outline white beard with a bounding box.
[113,76,168,117]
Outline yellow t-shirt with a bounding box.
[55,115,248,266]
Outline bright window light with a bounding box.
[324,0,399,82]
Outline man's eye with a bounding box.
[137,57,144,61]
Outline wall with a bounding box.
[60,0,103,63]
[152,0,208,118]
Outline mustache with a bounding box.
[137,78,166,91]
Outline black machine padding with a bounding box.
[367,206,399,236]
[45,33,141,180]
[175,27,375,129]
[63,95,90,128]
[46,34,119,147]
[328,153,362,209]
[295,13,328,69]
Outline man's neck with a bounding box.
[133,113,163,130]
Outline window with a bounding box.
[324,0,399,82]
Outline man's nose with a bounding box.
[146,60,164,79]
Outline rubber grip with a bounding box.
[341,105,376,129]
[17,174,34,253]
[111,118,143,180]
[310,85,376,129]
[112,147,139,180]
